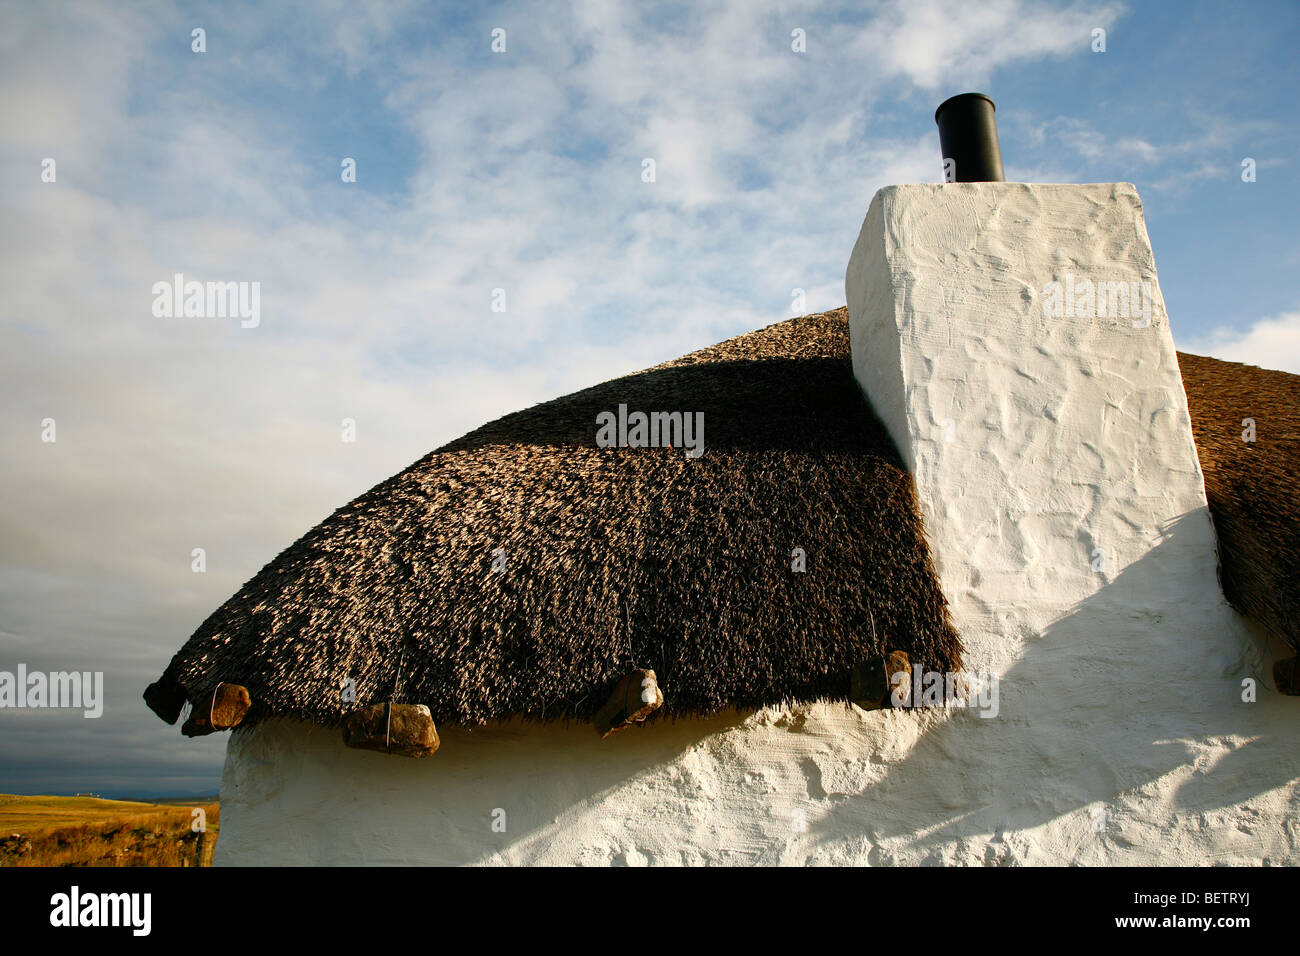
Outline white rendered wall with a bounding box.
[214,184,1300,866]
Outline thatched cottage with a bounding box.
[146,178,1300,866]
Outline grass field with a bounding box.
[0,794,219,867]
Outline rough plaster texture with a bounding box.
[215,183,1300,866]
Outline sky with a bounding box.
[1,0,1297,796]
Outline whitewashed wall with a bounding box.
[215,183,1300,866]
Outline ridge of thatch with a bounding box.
[1179,351,1300,653]
[146,308,964,731]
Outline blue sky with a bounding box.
[1,0,1297,795]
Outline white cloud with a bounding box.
[854,0,1124,91]
[1014,112,1285,192]
[1182,311,1300,375]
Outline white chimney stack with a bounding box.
[845,180,1258,685]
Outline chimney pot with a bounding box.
[935,92,1005,182]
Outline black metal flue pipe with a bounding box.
[934,92,1004,183]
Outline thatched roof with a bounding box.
[1179,351,1300,653]
[146,308,964,731]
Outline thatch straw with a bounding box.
[145,308,969,732]
[1179,351,1300,658]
